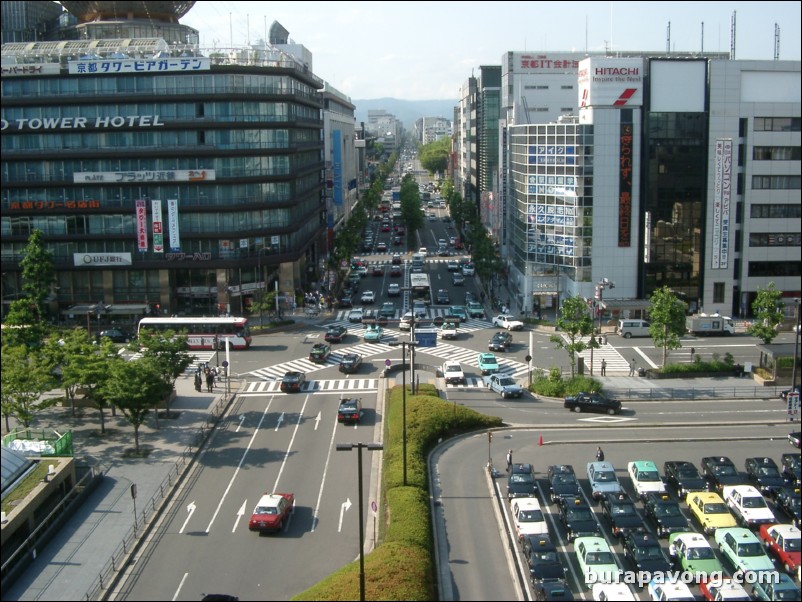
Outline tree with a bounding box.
[101,357,171,454]
[648,286,688,367]
[76,337,124,433]
[399,174,424,246]
[43,329,96,417]
[747,283,785,344]
[0,343,58,429]
[419,138,450,175]
[550,296,595,378]
[135,329,193,417]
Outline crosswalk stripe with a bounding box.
[239,378,379,395]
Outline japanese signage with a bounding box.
[711,139,732,269]
[2,63,61,77]
[8,200,100,211]
[74,169,214,183]
[136,200,148,252]
[68,57,210,75]
[578,57,644,108]
[151,200,164,253]
[618,119,633,248]
[516,53,582,72]
[73,253,132,266]
[167,199,181,252]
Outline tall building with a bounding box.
[1,2,356,323]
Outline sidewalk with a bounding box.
[3,374,233,601]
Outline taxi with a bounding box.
[686,491,737,535]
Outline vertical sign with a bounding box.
[712,139,732,269]
[151,200,163,253]
[618,117,633,247]
[332,130,343,206]
[167,198,181,252]
[136,200,148,252]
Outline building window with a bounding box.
[748,232,801,247]
[750,204,802,219]
[753,117,801,132]
[713,283,725,304]
[751,175,801,190]
[753,146,801,161]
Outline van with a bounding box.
[617,319,651,338]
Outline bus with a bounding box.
[409,273,432,305]
[137,317,252,350]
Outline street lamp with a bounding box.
[590,278,615,375]
[791,298,800,399]
[335,442,383,602]
[388,338,417,486]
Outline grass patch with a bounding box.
[1,461,59,514]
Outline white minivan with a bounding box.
[617,319,651,338]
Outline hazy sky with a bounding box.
[181,1,801,101]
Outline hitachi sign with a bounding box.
[595,67,639,76]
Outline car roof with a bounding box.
[722,485,762,498]
[672,532,710,547]
[689,491,725,503]
[716,526,759,541]
[629,460,658,471]
[256,493,285,507]
[575,535,609,549]
[512,497,542,510]
[588,461,615,471]
[768,524,801,537]
[283,371,303,378]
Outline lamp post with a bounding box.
[335,442,383,602]
[389,338,417,486]
[791,298,800,400]
[590,278,615,375]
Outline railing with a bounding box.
[599,386,781,401]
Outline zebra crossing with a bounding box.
[412,341,530,379]
[568,335,629,373]
[247,342,396,381]
[328,311,495,334]
[127,350,219,374]
[240,378,379,395]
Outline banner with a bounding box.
[151,199,164,253]
[167,199,181,251]
[136,200,148,252]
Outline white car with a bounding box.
[387,283,401,296]
[399,312,414,331]
[492,315,524,331]
[511,497,548,540]
[355,266,368,277]
[360,290,375,304]
[648,580,695,601]
[592,583,637,602]
[347,308,364,323]
[722,485,776,527]
[628,460,667,500]
[442,360,465,385]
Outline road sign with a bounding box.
[222,360,229,368]
[385,359,391,367]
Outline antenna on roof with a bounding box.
[701,22,704,53]
[730,11,736,60]
[666,22,671,55]
[774,23,780,60]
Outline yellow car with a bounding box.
[686,491,737,535]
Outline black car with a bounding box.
[308,342,332,363]
[279,371,305,393]
[324,325,348,343]
[642,493,690,537]
[436,289,451,304]
[745,456,786,496]
[700,456,744,492]
[521,536,566,582]
[99,328,133,343]
[337,295,353,309]
[774,487,801,528]
[563,391,621,415]
[600,492,646,538]
[507,463,538,499]
[622,532,672,575]
[557,495,601,542]
[378,302,396,318]
[488,331,513,352]
[663,460,709,498]
[547,464,580,504]
[532,579,575,601]
[389,265,402,277]
[780,384,800,401]
[337,398,363,424]
[781,452,801,487]
[339,353,363,374]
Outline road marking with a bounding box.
[578,416,637,423]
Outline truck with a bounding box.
[483,373,524,399]
[686,314,735,336]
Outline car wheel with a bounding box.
[573,406,581,413]
[624,332,632,339]
[607,408,616,415]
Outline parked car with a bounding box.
[622,531,672,575]
[507,462,538,499]
[714,527,775,577]
[564,391,621,415]
[668,531,725,580]
[587,461,624,500]
[521,536,567,582]
[758,523,800,575]
[558,495,601,541]
[744,456,785,496]
[701,456,745,492]
[722,485,776,527]
[575,536,618,589]
[600,492,646,538]
[686,491,737,535]
[774,486,802,527]
[547,464,580,504]
[628,460,668,500]
[248,492,294,533]
[280,371,305,393]
[664,460,709,498]
[643,493,690,538]
[781,452,801,487]
[511,497,548,540]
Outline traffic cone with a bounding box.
[538,434,543,446]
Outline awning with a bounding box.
[63,303,148,316]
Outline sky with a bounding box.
[181,1,801,101]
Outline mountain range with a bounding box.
[354,98,457,130]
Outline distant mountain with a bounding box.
[354,98,457,130]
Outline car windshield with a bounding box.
[704,503,729,514]
[612,503,636,515]
[742,496,768,509]
[586,552,615,564]
[634,546,663,559]
[713,465,737,476]
[510,474,534,484]
[758,467,781,477]
[638,470,661,482]
[679,469,701,479]
[688,547,715,560]
[519,510,545,522]
[445,365,461,373]
[737,542,763,557]
[784,538,801,551]
[568,508,593,520]
[657,504,682,516]
[594,471,616,482]
[498,378,516,386]
[554,474,577,485]
[533,551,558,562]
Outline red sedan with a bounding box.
[248,492,294,533]
[759,523,801,574]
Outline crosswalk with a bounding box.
[568,335,630,373]
[412,341,530,379]
[328,312,495,334]
[240,378,379,395]
[247,342,396,381]
[127,350,219,375]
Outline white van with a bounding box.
[617,319,651,338]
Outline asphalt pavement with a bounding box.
[1,310,778,602]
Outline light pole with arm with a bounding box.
[335,442,383,602]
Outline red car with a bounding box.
[759,523,801,574]
[248,492,294,533]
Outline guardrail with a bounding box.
[602,386,780,401]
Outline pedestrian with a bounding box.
[506,449,513,472]
[629,361,636,377]
[194,372,202,392]
[600,359,607,376]
[205,370,214,393]
[596,446,605,462]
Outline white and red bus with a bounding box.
[137,316,252,350]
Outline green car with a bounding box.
[575,536,619,588]
[364,324,383,343]
[477,353,500,375]
[714,527,775,576]
[668,532,724,581]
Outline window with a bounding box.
[753,146,801,161]
[753,117,801,132]
[713,283,725,304]
[750,204,802,219]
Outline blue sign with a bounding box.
[414,331,437,348]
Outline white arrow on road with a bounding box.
[314,411,322,430]
[338,498,352,532]
[236,414,246,432]
[179,501,196,533]
[275,411,285,431]
[232,500,247,532]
